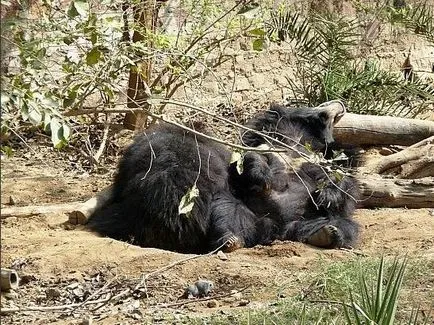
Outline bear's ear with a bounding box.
[318,111,330,124]
[317,100,346,125]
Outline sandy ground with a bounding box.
[1,155,433,324]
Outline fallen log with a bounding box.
[1,175,433,222]
[67,186,113,225]
[357,175,434,208]
[1,202,84,219]
[400,156,434,179]
[334,113,434,146]
[1,269,19,291]
[0,186,113,224]
[364,136,434,175]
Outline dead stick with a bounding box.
[0,296,111,314]
[93,116,112,163]
[156,286,251,308]
[1,202,84,219]
[92,240,231,310]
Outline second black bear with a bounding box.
[87,101,359,253]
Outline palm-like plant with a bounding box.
[265,7,434,117]
[343,257,407,324]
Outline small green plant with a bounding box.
[343,256,406,324]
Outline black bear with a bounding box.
[233,100,359,249]
[87,100,360,253]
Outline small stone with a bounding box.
[72,287,84,298]
[237,299,250,307]
[81,318,92,325]
[66,282,79,290]
[217,250,228,261]
[207,299,219,308]
[45,288,61,300]
[231,290,243,300]
[379,147,394,155]
[3,290,18,300]
[8,196,18,205]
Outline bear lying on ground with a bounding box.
[87,101,360,253]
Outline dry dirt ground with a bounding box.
[1,150,434,324]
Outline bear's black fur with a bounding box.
[235,101,360,248]
[87,101,359,253]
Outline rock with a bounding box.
[207,299,219,308]
[237,299,250,307]
[45,288,61,300]
[379,147,394,155]
[3,290,18,300]
[217,250,228,261]
[231,290,243,300]
[66,282,79,290]
[81,317,92,325]
[8,196,19,205]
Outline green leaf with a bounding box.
[90,31,98,45]
[67,1,79,18]
[28,107,43,125]
[248,28,266,36]
[178,184,199,217]
[43,113,51,132]
[61,123,71,141]
[1,146,13,158]
[50,117,62,148]
[86,48,102,65]
[20,100,29,121]
[1,93,10,105]
[50,118,70,148]
[252,38,265,51]
[230,151,244,175]
[67,0,89,18]
[63,90,77,108]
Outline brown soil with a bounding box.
[1,152,433,324]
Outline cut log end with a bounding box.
[1,269,19,291]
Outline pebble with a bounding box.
[237,299,250,307]
[207,299,219,308]
[217,250,228,261]
[231,290,243,300]
[45,288,61,299]
[3,290,18,300]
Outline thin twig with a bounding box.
[93,240,232,309]
[156,285,251,308]
[93,115,112,163]
[0,297,111,314]
[339,247,368,257]
[1,242,230,315]
[308,299,354,309]
[71,275,119,312]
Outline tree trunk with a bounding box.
[357,175,434,208]
[334,113,434,146]
[123,0,157,131]
[2,175,433,222]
